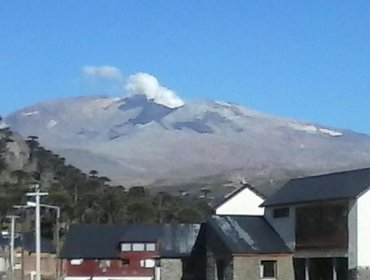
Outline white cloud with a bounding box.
[125,72,184,108]
[82,65,122,80]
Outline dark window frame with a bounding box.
[273,207,289,218]
[260,260,277,278]
[119,259,130,267]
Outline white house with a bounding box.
[261,167,370,280]
[212,184,265,216]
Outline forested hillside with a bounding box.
[0,119,210,238]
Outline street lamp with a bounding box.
[26,185,48,280]
[25,202,60,278]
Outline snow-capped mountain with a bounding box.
[5,95,370,190]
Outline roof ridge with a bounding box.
[263,167,370,207]
[291,166,370,181]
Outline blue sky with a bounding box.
[1,1,370,134]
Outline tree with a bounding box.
[127,186,148,200]
[26,135,39,162]
[11,170,31,184]
[176,207,204,223]
[89,170,98,178]
[126,201,157,223]
[0,128,211,228]
[98,187,127,223]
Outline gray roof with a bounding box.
[207,215,291,254]
[59,223,200,259]
[0,232,55,254]
[21,232,56,253]
[262,167,370,207]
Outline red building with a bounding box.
[59,224,200,280]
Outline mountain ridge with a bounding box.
[5,95,370,192]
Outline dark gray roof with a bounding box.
[0,232,55,254]
[208,215,291,254]
[59,224,124,259]
[262,167,370,207]
[21,232,56,254]
[59,223,200,259]
[120,224,162,242]
[160,224,201,258]
[0,233,21,247]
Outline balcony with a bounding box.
[295,202,348,250]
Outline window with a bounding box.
[119,259,130,267]
[140,259,155,268]
[273,207,289,218]
[99,260,111,268]
[260,261,276,278]
[145,243,156,251]
[121,243,131,252]
[132,243,145,251]
[70,259,83,265]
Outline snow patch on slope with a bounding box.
[23,110,40,117]
[0,120,9,130]
[319,128,343,137]
[290,123,342,137]
[46,120,58,129]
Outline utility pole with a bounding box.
[26,184,48,280]
[55,207,60,278]
[13,205,27,280]
[26,202,60,278]
[6,215,19,280]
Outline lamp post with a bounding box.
[6,215,19,280]
[26,202,60,278]
[26,185,48,280]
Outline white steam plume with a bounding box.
[125,72,184,108]
[82,65,122,80]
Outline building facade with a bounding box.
[206,215,294,280]
[59,167,370,280]
[60,224,201,280]
[261,167,370,280]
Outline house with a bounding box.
[205,215,294,280]
[261,167,370,280]
[0,231,56,280]
[59,223,201,280]
[211,184,265,216]
[59,166,370,280]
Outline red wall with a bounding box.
[64,251,157,277]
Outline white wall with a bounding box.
[264,206,296,250]
[215,187,264,216]
[357,189,370,267]
[0,257,6,272]
[348,199,358,269]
